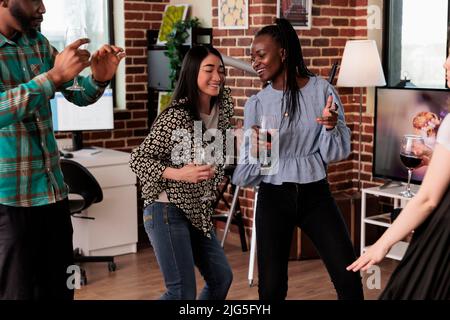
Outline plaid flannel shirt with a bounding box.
[0,31,105,207]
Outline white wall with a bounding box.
[113,0,126,110]
[170,0,212,27]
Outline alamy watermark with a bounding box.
[365,265,381,290]
[66,265,81,290]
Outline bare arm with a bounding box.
[347,143,450,271]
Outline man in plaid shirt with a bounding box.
[0,0,125,299]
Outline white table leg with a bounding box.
[361,190,366,255]
[248,187,258,287]
[220,186,240,248]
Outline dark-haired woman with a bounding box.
[232,19,363,300]
[130,46,234,300]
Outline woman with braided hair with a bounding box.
[232,19,364,300]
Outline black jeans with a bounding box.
[256,180,364,300]
[0,199,74,300]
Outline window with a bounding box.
[383,0,449,89]
[40,0,113,78]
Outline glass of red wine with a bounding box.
[259,115,277,170]
[399,134,425,198]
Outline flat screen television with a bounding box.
[373,87,449,184]
[50,88,114,151]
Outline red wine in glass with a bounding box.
[400,153,422,169]
[260,115,277,169]
[266,131,272,144]
[399,135,425,198]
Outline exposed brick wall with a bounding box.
[119,0,170,151]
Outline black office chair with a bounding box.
[60,159,116,285]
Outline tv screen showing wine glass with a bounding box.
[374,87,450,184]
[50,88,114,132]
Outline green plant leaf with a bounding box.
[165,18,202,89]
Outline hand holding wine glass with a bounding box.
[259,114,277,169]
[65,26,89,91]
[175,163,213,184]
[197,148,217,202]
[47,36,91,88]
[412,143,433,167]
[399,135,425,198]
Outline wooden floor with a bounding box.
[75,233,398,300]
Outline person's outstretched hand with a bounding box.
[346,242,390,272]
[48,38,91,87]
[91,44,126,82]
[178,163,214,183]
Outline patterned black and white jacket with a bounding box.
[129,87,234,237]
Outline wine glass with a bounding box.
[65,26,88,91]
[259,115,278,169]
[399,135,425,198]
[197,147,216,202]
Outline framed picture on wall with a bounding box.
[218,0,248,30]
[158,91,173,115]
[277,0,312,30]
[157,4,190,44]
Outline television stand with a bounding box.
[378,180,403,190]
[361,185,418,260]
[69,132,95,152]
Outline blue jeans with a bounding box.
[143,202,233,300]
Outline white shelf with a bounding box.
[362,184,420,200]
[363,241,409,261]
[364,213,392,228]
[361,185,416,262]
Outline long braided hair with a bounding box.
[255,18,315,122]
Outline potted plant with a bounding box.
[165,18,200,89]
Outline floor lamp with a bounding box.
[337,40,386,191]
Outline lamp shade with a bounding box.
[337,40,386,87]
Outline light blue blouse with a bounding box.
[232,76,351,187]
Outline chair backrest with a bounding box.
[60,159,103,210]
